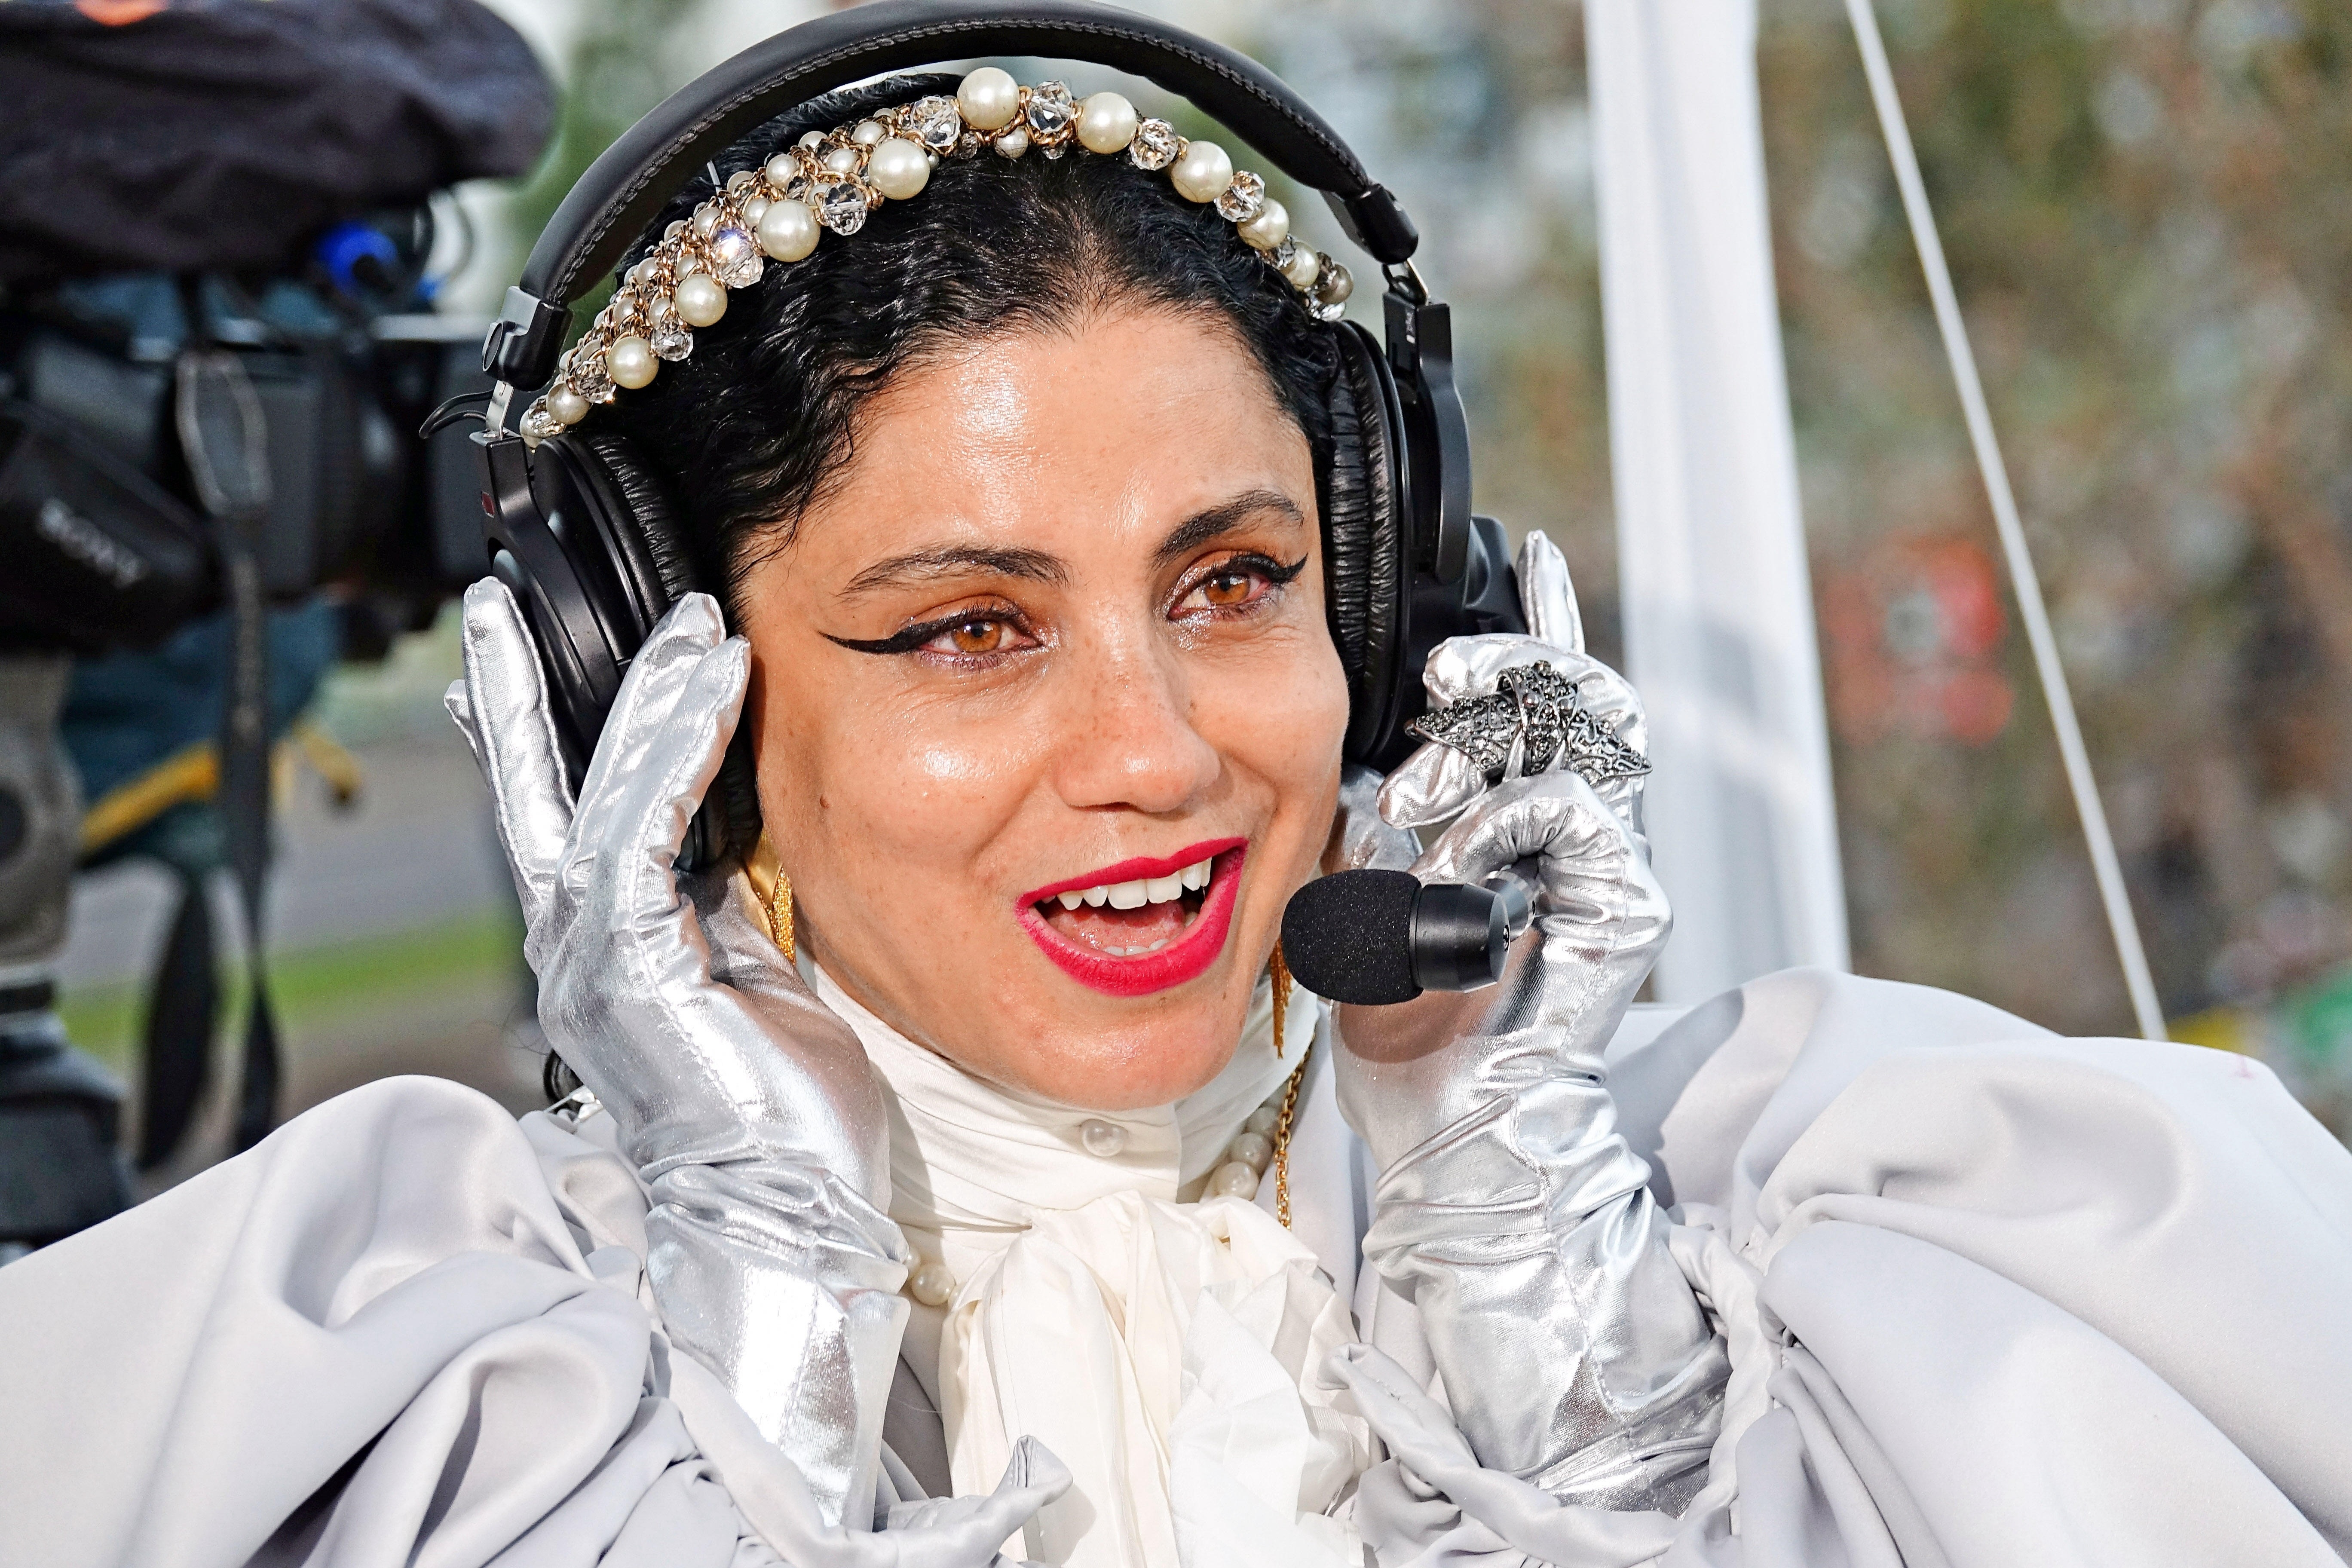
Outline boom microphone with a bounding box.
[1280,870,1526,1005]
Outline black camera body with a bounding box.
[0,285,495,659]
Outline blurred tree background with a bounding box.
[161,0,2344,1142]
[1754,0,2352,1130]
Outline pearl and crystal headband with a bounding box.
[517,67,1358,443]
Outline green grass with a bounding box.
[58,910,524,1070]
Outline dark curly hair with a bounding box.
[592,73,1343,616]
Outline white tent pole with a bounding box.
[1587,0,1850,1001]
[1845,0,2167,1041]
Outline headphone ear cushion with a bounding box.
[1325,323,1406,764]
[573,429,703,609]
[565,430,763,868]
[1322,339,1373,687]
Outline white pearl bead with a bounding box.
[756,198,819,262]
[958,66,1020,131]
[1208,1161,1259,1200]
[1170,140,1234,203]
[993,126,1029,159]
[766,153,798,187]
[909,1260,956,1308]
[741,196,770,227]
[692,203,721,238]
[850,118,886,146]
[798,130,826,150]
[726,168,756,193]
[673,273,727,328]
[822,145,861,176]
[545,385,588,426]
[1244,1105,1279,1136]
[1281,245,1321,290]
[1078,1118,1127,1158]
[1320,262,1354,304]
[867,137,930,200]
[606,334,656,390]
[1236,198,1289,251]
[1076,91,1139,154]
[1227,1130,1273,1174]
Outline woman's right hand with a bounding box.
[446,580,912,1529]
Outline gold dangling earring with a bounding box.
[1265,940,1308,1229]
[1269,941,1292,1060]
[768,870,796,965]
[751,832,796,964]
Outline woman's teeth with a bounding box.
[1051,857,1212,913]
[1036,855,1216,958]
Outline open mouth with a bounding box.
[1017,838,1246,997]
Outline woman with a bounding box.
[5,46,2351,1568]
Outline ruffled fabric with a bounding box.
[940,1190,1372,1566]
[812,964,1368,1566]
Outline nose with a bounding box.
[1048,637,1221,815]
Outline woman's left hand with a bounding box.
[1327,533,1726,1503]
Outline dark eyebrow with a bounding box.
[1153,490,1309,568]
[838,544,1067,600]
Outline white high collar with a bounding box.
[806,961,1310,1250]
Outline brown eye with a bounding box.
[1201,569,1255,607]
[946,618,1004,654]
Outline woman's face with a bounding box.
[737,304,1349,1110]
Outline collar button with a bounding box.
[1078,1118,1127,1158]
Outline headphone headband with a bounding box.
[489,0,1417,392]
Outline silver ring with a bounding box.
[1405,663,1650,786]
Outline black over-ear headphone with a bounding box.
[473,0,1525,869]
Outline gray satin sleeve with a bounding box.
[1338,772,1728,1506]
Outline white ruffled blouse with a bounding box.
[808,964,1377,1566]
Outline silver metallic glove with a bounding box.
[448,582,912,1528]
[1332,535,1726,1510]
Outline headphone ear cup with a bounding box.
[544,430,763,870]
[1325,322,1407,766]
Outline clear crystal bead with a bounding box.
[817,180,869,236]
[1024,80,1076,142]
[572,352,615,404]
[709,227,762,288]
[1129,117,1179,171]
[953,129,984,159]
[782,163,815,204]
[649,311,693,361]
[1215,171,1265,223]
[1312,298,1347,324]
[910,95,962,153]
[519,402,563,441]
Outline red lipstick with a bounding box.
[1018,838,1247,997]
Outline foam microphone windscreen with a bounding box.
[1281,870,1424,1005]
